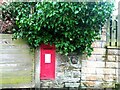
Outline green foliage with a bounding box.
[2,2,114,56]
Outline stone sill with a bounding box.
[106,46,120,50]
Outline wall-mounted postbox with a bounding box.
[40,44,56,80]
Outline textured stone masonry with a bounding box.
[40,42,120,89]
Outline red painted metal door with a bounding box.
[40,44,56,80]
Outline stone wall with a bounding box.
[40,26,120,89]
[40,53,82,89]
[81,44,119,89]
[0,32,119,89]
[80,26,119,89]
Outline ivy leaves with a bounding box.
[2,2,114,56]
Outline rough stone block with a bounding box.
[117,56,120,61]
[92,48,106,55]
[82,74,104,81]
[107,49,120,55]
[40,80,53,88]
[63,78,80,83]
[106,62,118,68]
[107,55,116,61]
[102,28,107,34]
[64,83,80,87]
[55,79,64,87]
[96,55,106,61]
[82,60,105,68]
[96,61,105,68]
[92,42,102,48]
[56,72,65,79]
[82,81,95,87]
[82,60,87,67]
[97,75,104,81]
[84,61,97,68]
[118,62,120,69]
[92,41,106,48]
[86,76,97,81]
[103,74,117,81]
[104,68,116,74]
[87,55,97,61]
[81,81,103,88]
[72,71,81,78]
[64,70,72,77]
[101,82,115,88]
[82,67,96,74]
[118,69,120,76]
[96,68,104,74]
[101,35,106,41]
[101,41,106,47]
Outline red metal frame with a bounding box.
[40,44,56,80]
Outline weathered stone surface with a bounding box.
[96,55,106,61]
[96,68,104,74]
[101,82,116,88]
[97,75,104,81]
[107,55,116,61]
[96,61,105,68]
[1,34,119,89]
[86,76,97,81]
[39,26,119,89]
[117,56,120,61]
[92,41,106,48]
[87,55,97,61]
[82,60,97,68]
[82,81,96,87]
[18,45,120,89]
[118,62,120,69]
[82,67,96,74]
[82,61,105,68]
[64,83,80,87]
[72,71,81,78]
[101,34,106,41]
[63,78,80,83]
[106,62,118,68]
[1,24,120,89]
[40,53,82,88]
[103,75,117,81]
[107,49,120,55]
[103,68,116,74]
[92,48,106,55]
[81,74,104,81]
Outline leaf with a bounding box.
[75,10,79,14]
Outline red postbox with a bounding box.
[40,44,56,80]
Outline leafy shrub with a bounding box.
[2,2,114,56]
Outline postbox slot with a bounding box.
[43,47,53,49]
